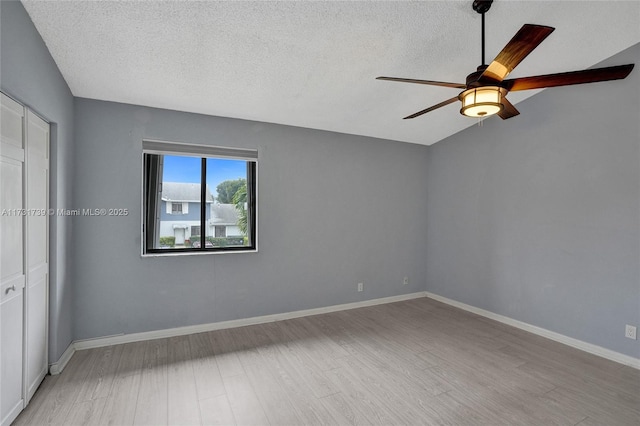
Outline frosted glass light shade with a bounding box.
[459,87,506,117]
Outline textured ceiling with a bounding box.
[21,1,640,146]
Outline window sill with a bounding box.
[142,248,258,257]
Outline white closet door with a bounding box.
[0,93,26,426]
[0,286,24,426]
[25,110,49,402]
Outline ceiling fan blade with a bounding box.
[403,97,459,119]
[497,97,520,119]
[377,76,466,89]
[479,24,555,83]
[502,64,635,91]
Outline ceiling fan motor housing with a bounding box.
[466,65,490,88]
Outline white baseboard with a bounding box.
[48,343,75,375]
[424,291,640,370]
[49,290,638,375]
[70,291,427,352]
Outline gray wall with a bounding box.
[426,43,640,358]
[1,0,75,362]
[72,98,429,340]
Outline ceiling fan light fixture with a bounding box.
[459,86,506,117]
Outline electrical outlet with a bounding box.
[625,325,637,340]
[403,276,409,285]
[357,282,363,292]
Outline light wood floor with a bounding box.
[14,297,640,425]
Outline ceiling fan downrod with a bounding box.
[481,10,485,65]
[472,0,493,66]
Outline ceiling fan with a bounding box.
[377,0,634,120]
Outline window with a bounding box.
[143,140,257,254]
[215,226,226,238]
[171,203,183,214]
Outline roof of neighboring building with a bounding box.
[161,182,214,202]
[211,203,240,225]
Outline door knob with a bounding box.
[5,285,16,294]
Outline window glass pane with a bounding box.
[206,158,250,248]
[158,155,201,249]
[143,144,256,254]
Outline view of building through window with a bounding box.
[143,150,256,253]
